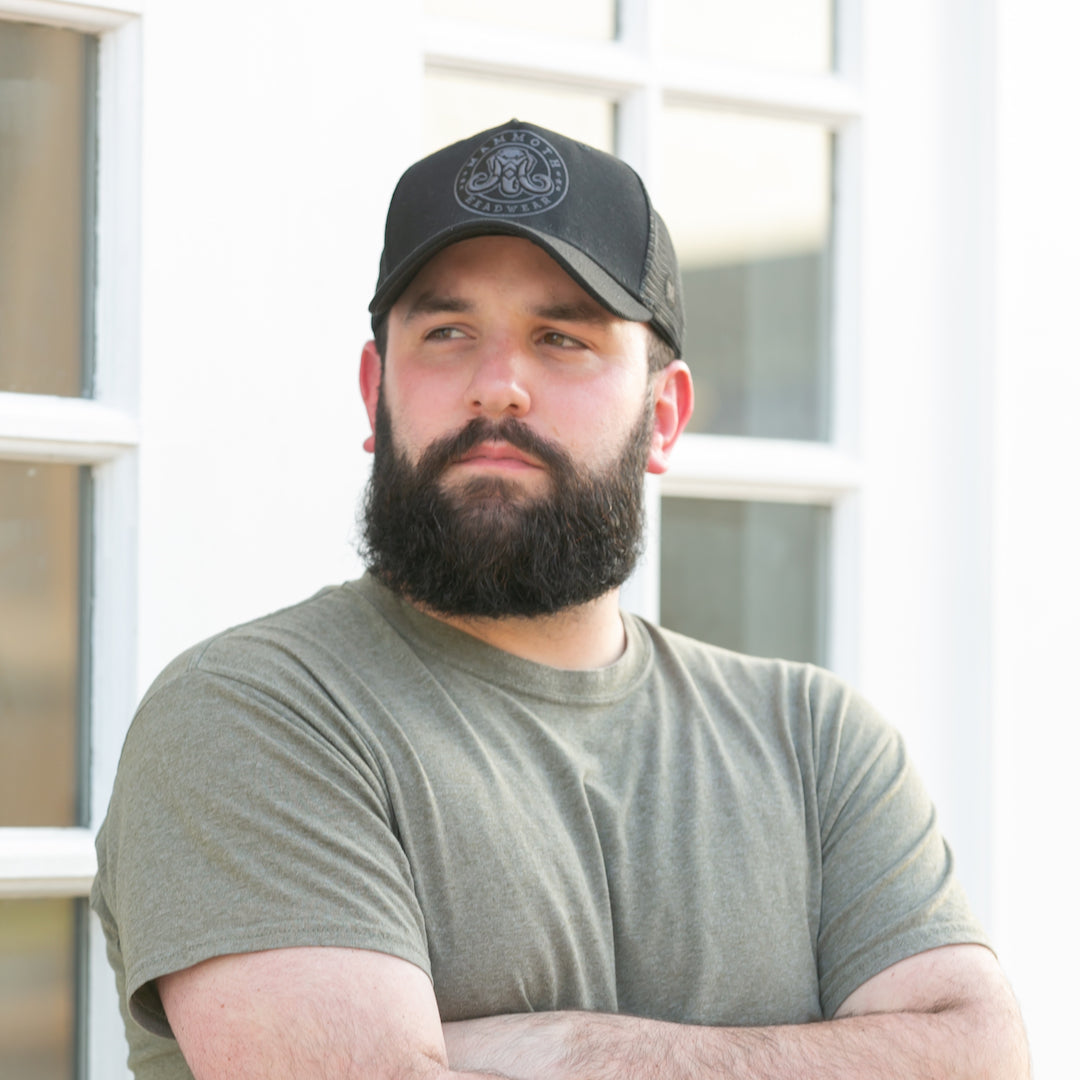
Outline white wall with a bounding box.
[859,0,995,929]
[860,3,1080,1071]
[136,0,423,689]
[991,2,1080,1073]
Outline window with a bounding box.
[422,0,861,671]
[0,5,140,1078]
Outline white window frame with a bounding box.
[422,0,866,679]
[0,2,141,1076]
[420,0,1000,972]
[423,0,1004,959]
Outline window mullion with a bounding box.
[0,0,140,32]
[833,0,864,83]
[664,435,862,504]
[424,18,645,95]
[93,14,142,413]
[662,60,861,126]
[88,453,138,831]
[615,0,662,623]
[0,394,138,463]
[0,828,96,898]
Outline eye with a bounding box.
[425,326,467,341]
[539,331,585,349]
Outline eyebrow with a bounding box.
[400,292,611,326]
[401,291,474,323]
[531,300,611,326]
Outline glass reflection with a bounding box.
[0,461,84,826]
[0,900,76,1080]
[660,106,833,441]
[0,21,95,397]
[660,498,829,665]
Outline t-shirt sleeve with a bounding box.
[95,653,431,1038]
[810,675,991,1018]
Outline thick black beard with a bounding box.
[359,392,653,619]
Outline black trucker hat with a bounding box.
[369,119,685,357]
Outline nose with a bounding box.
[464,338,532,418]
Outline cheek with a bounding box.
[384,370,465,453]
[549,379,650,460]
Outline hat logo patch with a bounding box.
[455,129,568,218]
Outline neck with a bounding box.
[413,590,627,670]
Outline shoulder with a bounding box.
[129,577,428,737]
[638,618,864,718]
[106,579,407,807]
[630,618,902,773]
[144,579,372,692]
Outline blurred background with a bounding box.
[1,0,1075,1075]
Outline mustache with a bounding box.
[414,417,574,479]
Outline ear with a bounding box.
[646,360,694,475]
[359,339,382,454]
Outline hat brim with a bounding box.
[368,222,653,326]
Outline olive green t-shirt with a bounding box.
[92,575,987,1079]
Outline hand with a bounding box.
[444,1013,561,1079]
[444,1011,632,1080]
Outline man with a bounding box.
[92,120,1029,1079]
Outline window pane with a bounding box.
[663,0,833,74]
[425,71,615,155]
[660,106,833,441]
[660,498,829,665]
[0,462,86,826]
[0,899,76,1080]
[0,22,96,397]
[424,0,616,41]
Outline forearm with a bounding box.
[160,947,519,1080]
[445,945,1029,1080]
[445,999,1029,1080]
[658,1003,1024,1079]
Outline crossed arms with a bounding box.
[158,940,1030,1080]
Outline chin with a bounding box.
[446,474,549,505]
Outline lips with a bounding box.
[422,417,568,480]
[455,441,544,470]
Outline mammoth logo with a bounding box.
[454,129,568,217]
